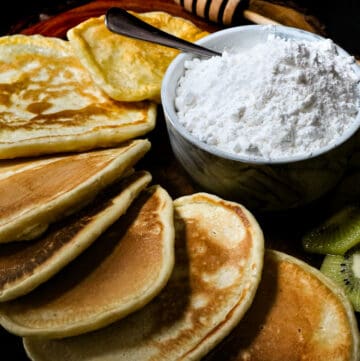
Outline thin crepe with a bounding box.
[67,12,208,102]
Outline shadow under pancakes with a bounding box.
[137,105,197,199]
[7,182,153,307]
[150,210,191,337]
[203,254,279,361]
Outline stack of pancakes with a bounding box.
[0,10,358,361]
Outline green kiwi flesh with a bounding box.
[321,251,360,312]
[302,205,360,255]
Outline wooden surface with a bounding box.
[0,1,359,360]
[20,0,221,37]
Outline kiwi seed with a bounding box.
[321,249,360,311]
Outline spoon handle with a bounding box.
[105,7,221,58]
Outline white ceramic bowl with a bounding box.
[161,24,360,211]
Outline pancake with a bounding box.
[0,34,156,159]
[0,170,151,302]
[23,192,264,360]
[0,139,150,243]
[204,249,360,361]
[67,12,208,102]
[0,185,175,339]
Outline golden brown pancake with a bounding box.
[204,250,360,361]
[0,171,151,302]
[23,192,264,360]
[67,12,208,102]
[0,34,156,159]
[0,185,175,338]
[0,139,150,243]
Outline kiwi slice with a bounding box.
[321,249,360,311]
[302,205,360,255]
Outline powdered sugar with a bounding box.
[175,35,360,160]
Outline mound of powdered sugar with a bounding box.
[175,34,360,160]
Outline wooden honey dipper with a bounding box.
[173,0,325,35]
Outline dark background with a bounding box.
[0,0,359,360]
[0,0,360,58]
[0,0,91,34]
[297,0,360,57]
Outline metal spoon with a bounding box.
[105,7,221,58]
